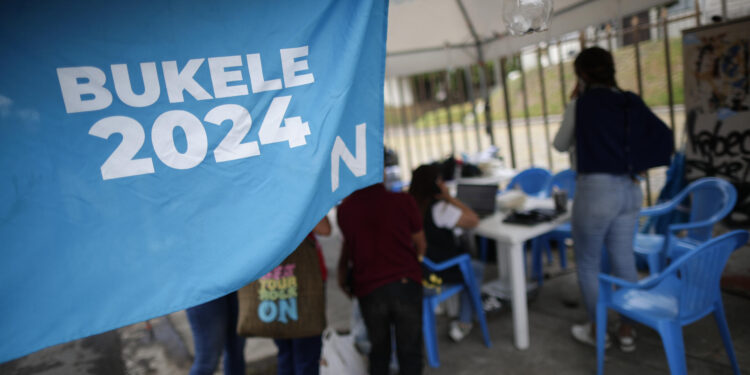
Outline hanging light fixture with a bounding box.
[503,0,553,36]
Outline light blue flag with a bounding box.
[0,0,388,362]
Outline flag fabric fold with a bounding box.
[0,0,388,362]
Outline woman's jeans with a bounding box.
[572,174,642,321]
[186,292,246,375]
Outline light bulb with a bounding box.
[503,0,553,36]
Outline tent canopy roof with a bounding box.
[385,0,671,77]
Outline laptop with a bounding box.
[455,184,498,218]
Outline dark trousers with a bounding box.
[359,279,423,375]
[273,335,322,375]
[185,292,246,375]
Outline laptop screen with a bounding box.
[455,184,498,217]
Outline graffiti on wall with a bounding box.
[683,16,750,226]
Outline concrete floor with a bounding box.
[2,215,748,375]
[423,270,749,375]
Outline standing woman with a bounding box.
[553,47,672,352]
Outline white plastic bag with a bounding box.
[350,299,370,354]
[319,327,367,375]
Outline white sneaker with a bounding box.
[571,322,611,349]
[448,321,473,342]
[618,329,637,352]
[434,303,445,315]
[481,295,503,313]
[613,322,637,352]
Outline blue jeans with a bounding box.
[572,174,641,321]
[273,335,322,375]
[186,292,246,375]
[458,260,485,323]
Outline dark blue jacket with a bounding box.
[575,88,674,175]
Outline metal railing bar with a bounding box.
[661,8,676,137]
[557,39,568,108]
[428,72,445,158]
[455,68,472,153]
[478,63,497,146]
[632,17,645,98]
[694,0,702,26]
[396,77,415,172]
[499,57,517,168]
[413,76,430,163]
[442,70,457,156]
[537,45,554,169]
[630,15,653,206]
[464,66,484,152]
[519,54,535,166]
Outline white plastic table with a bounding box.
[473,198,572,350]
[457,167,516,186]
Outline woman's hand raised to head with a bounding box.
[435,179,452,201]
[570,81,582,100]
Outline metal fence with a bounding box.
[382,6,718,204]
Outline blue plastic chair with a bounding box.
[545,168,576,198]
[596,230,748,375]
[504,167,552,197]
[422,254,491,367]
[635,177,737,274]
[641,152,687,236]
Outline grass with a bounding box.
[385,38,685,128]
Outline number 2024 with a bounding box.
[88,95,309,180]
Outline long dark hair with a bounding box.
[409,164,441,215]
[574,46,618,88]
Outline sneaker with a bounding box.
[434,303,445,315]
[448,321,473,342]
[571,322,611,349]
[617,329,637,352]
[481,295,503,313]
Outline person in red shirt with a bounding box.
[337,182,427,375]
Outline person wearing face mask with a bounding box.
[553,47,673,353]
[337,174,427,375]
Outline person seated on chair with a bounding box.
[409,164,497,342]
